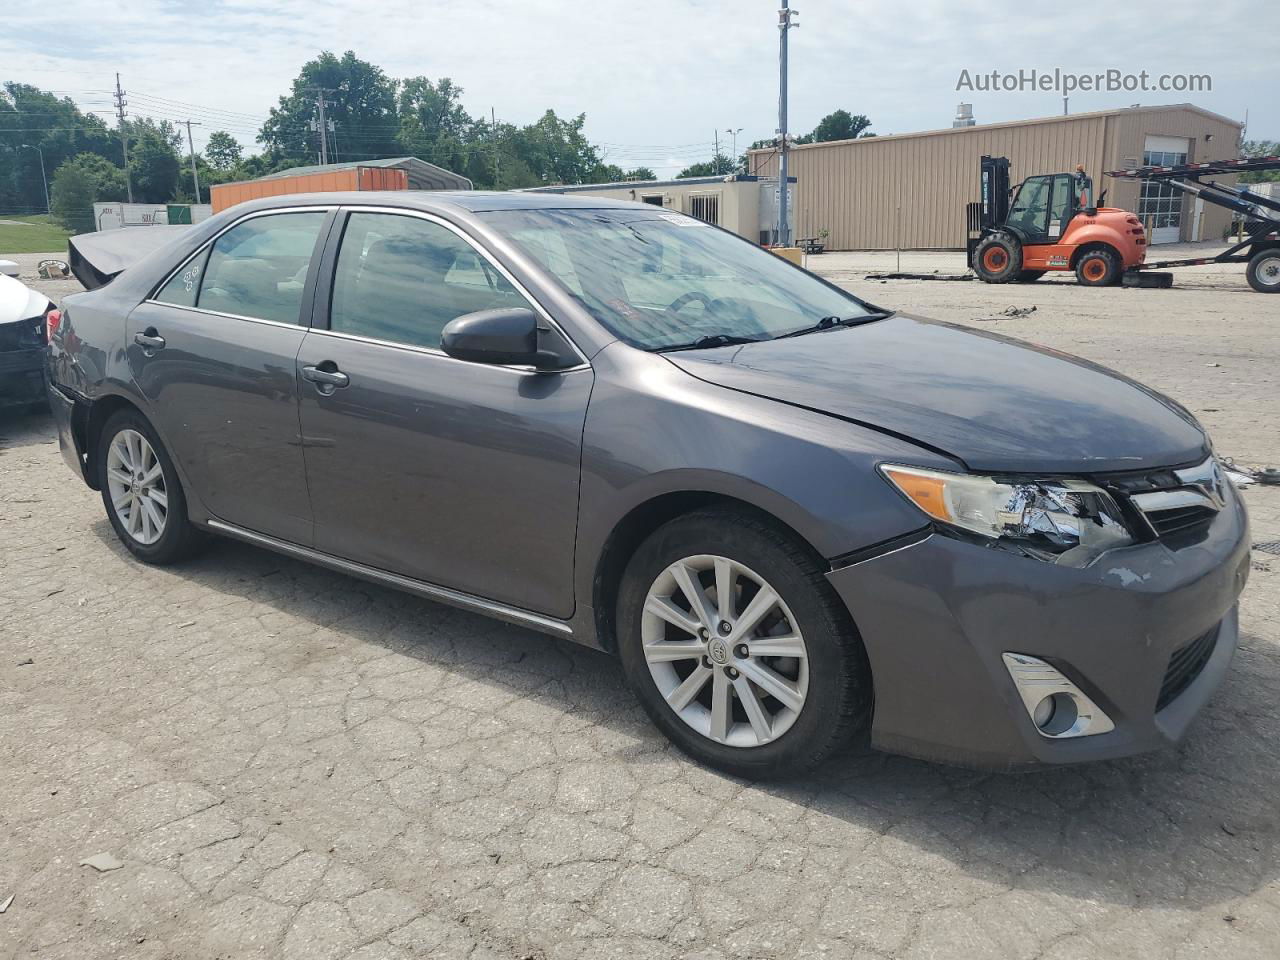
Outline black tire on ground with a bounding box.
[1016,269,1046,282]
[1245,248,1280,294]
[972,234,1023,283]
[97,407,205,565]
[1074,247,1121,287]
[616,507,871,779]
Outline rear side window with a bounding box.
[154,248,211,307]
[195,212,326,324]
[329,212,531,350]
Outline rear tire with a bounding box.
[1075,247,1120,287]
[616,507,871,778]
[97,408,204,565]
[1015,269,1046,282]
[1246,248,1280,293]
[973,234,1022,284]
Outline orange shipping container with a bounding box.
[210,166,409,213]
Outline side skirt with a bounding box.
[205,519,575,639]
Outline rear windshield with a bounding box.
[480,208,875,350]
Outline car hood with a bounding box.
[665,314,1208,475]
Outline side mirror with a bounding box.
[440,307,559,369]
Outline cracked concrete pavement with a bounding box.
[2,248,1280,959]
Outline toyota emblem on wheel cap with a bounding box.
[707,637,730,665]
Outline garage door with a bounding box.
[1138,136,1190,244]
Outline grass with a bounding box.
[0,214,72,255]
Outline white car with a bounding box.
[0,272,54,411]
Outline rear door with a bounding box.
[295,208,593,619]
[127,208,332,545]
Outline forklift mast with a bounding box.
[979,155,1010,229]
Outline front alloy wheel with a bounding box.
[105,429,168,545]
[642,555,809,747]
[618,508,871,778]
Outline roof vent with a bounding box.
[953,103,976,128]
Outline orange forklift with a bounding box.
[968,156,1148,286]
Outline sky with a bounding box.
[4,0,1275,178]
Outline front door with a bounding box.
[127,209,330,545]
[296,209,592,619]
[1005,176,1053,243]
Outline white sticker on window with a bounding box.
[658,213,707,227]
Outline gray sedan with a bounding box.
[47,191,1250,777]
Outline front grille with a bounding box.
[1144,504,1217,538]
[1157,625,1218,711]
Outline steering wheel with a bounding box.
[665,291,716,313]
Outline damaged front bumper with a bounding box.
[827,487,1250,769]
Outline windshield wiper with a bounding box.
[654,333,765,353]
[772,311,894,340]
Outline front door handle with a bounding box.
[301,363,350,394]
[133,329,166,353]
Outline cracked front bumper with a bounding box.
[827,488,1250,770]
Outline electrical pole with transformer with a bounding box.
[184,120,203,203]
[114,73,133,203]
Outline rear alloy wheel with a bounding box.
[1246,248,1280,293]
[98,409,204,564]
[1075,248,1120,286]
[972,234,1023,283]
[617,508,870,778]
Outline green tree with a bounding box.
[205,131,243,171]
[50,153,128,232]
[794,110,872,145]
[259,51,400,165]
[625,166,657,180]
[1,83,119,216]
[677,154,734,178]
[1240,140,1280,183]
[124,118,182,203]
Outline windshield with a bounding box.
[480,208,879,350]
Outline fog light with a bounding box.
[1002,653,1114,739]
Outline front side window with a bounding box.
[480,208,877,350]
[1007,177,1051,237]
[195,212,326,324]
[329,212,531,350]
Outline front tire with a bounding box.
[1246,248,1280,293]
[972,234,1023,283]
[616,508,871,778]
[97,408,204,564]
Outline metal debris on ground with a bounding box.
[37,260,70,280]
[975,305,1037,322]
[1221,459,1280,487]
[1254,541,1280,557]
[79,853,124,872]
[865,271,975,281]
[0,894,13,913]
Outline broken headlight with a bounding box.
[880,464,1134,563]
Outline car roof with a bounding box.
[224,190,646,217]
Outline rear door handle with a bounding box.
[301,363,350,393]
[133,330,166,352]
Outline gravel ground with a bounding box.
[1,246,1278,960]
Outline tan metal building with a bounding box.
[749,103,1244,250]
[521,174,796,244]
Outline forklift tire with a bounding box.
[973,235,1022,284]
[1075,248,1120,287]
[1016,270,1046,282]
[1246,248,1280,293]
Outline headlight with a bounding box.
[880,464,1134,563]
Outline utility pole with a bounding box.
[316,93,329,165]
[714,129,721,175]
[725,127,743,172]
[19,144,49,214]
[184,120,202,203]
[114,73,133,203]
[777,3,799,246]
[491,107,500,187]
